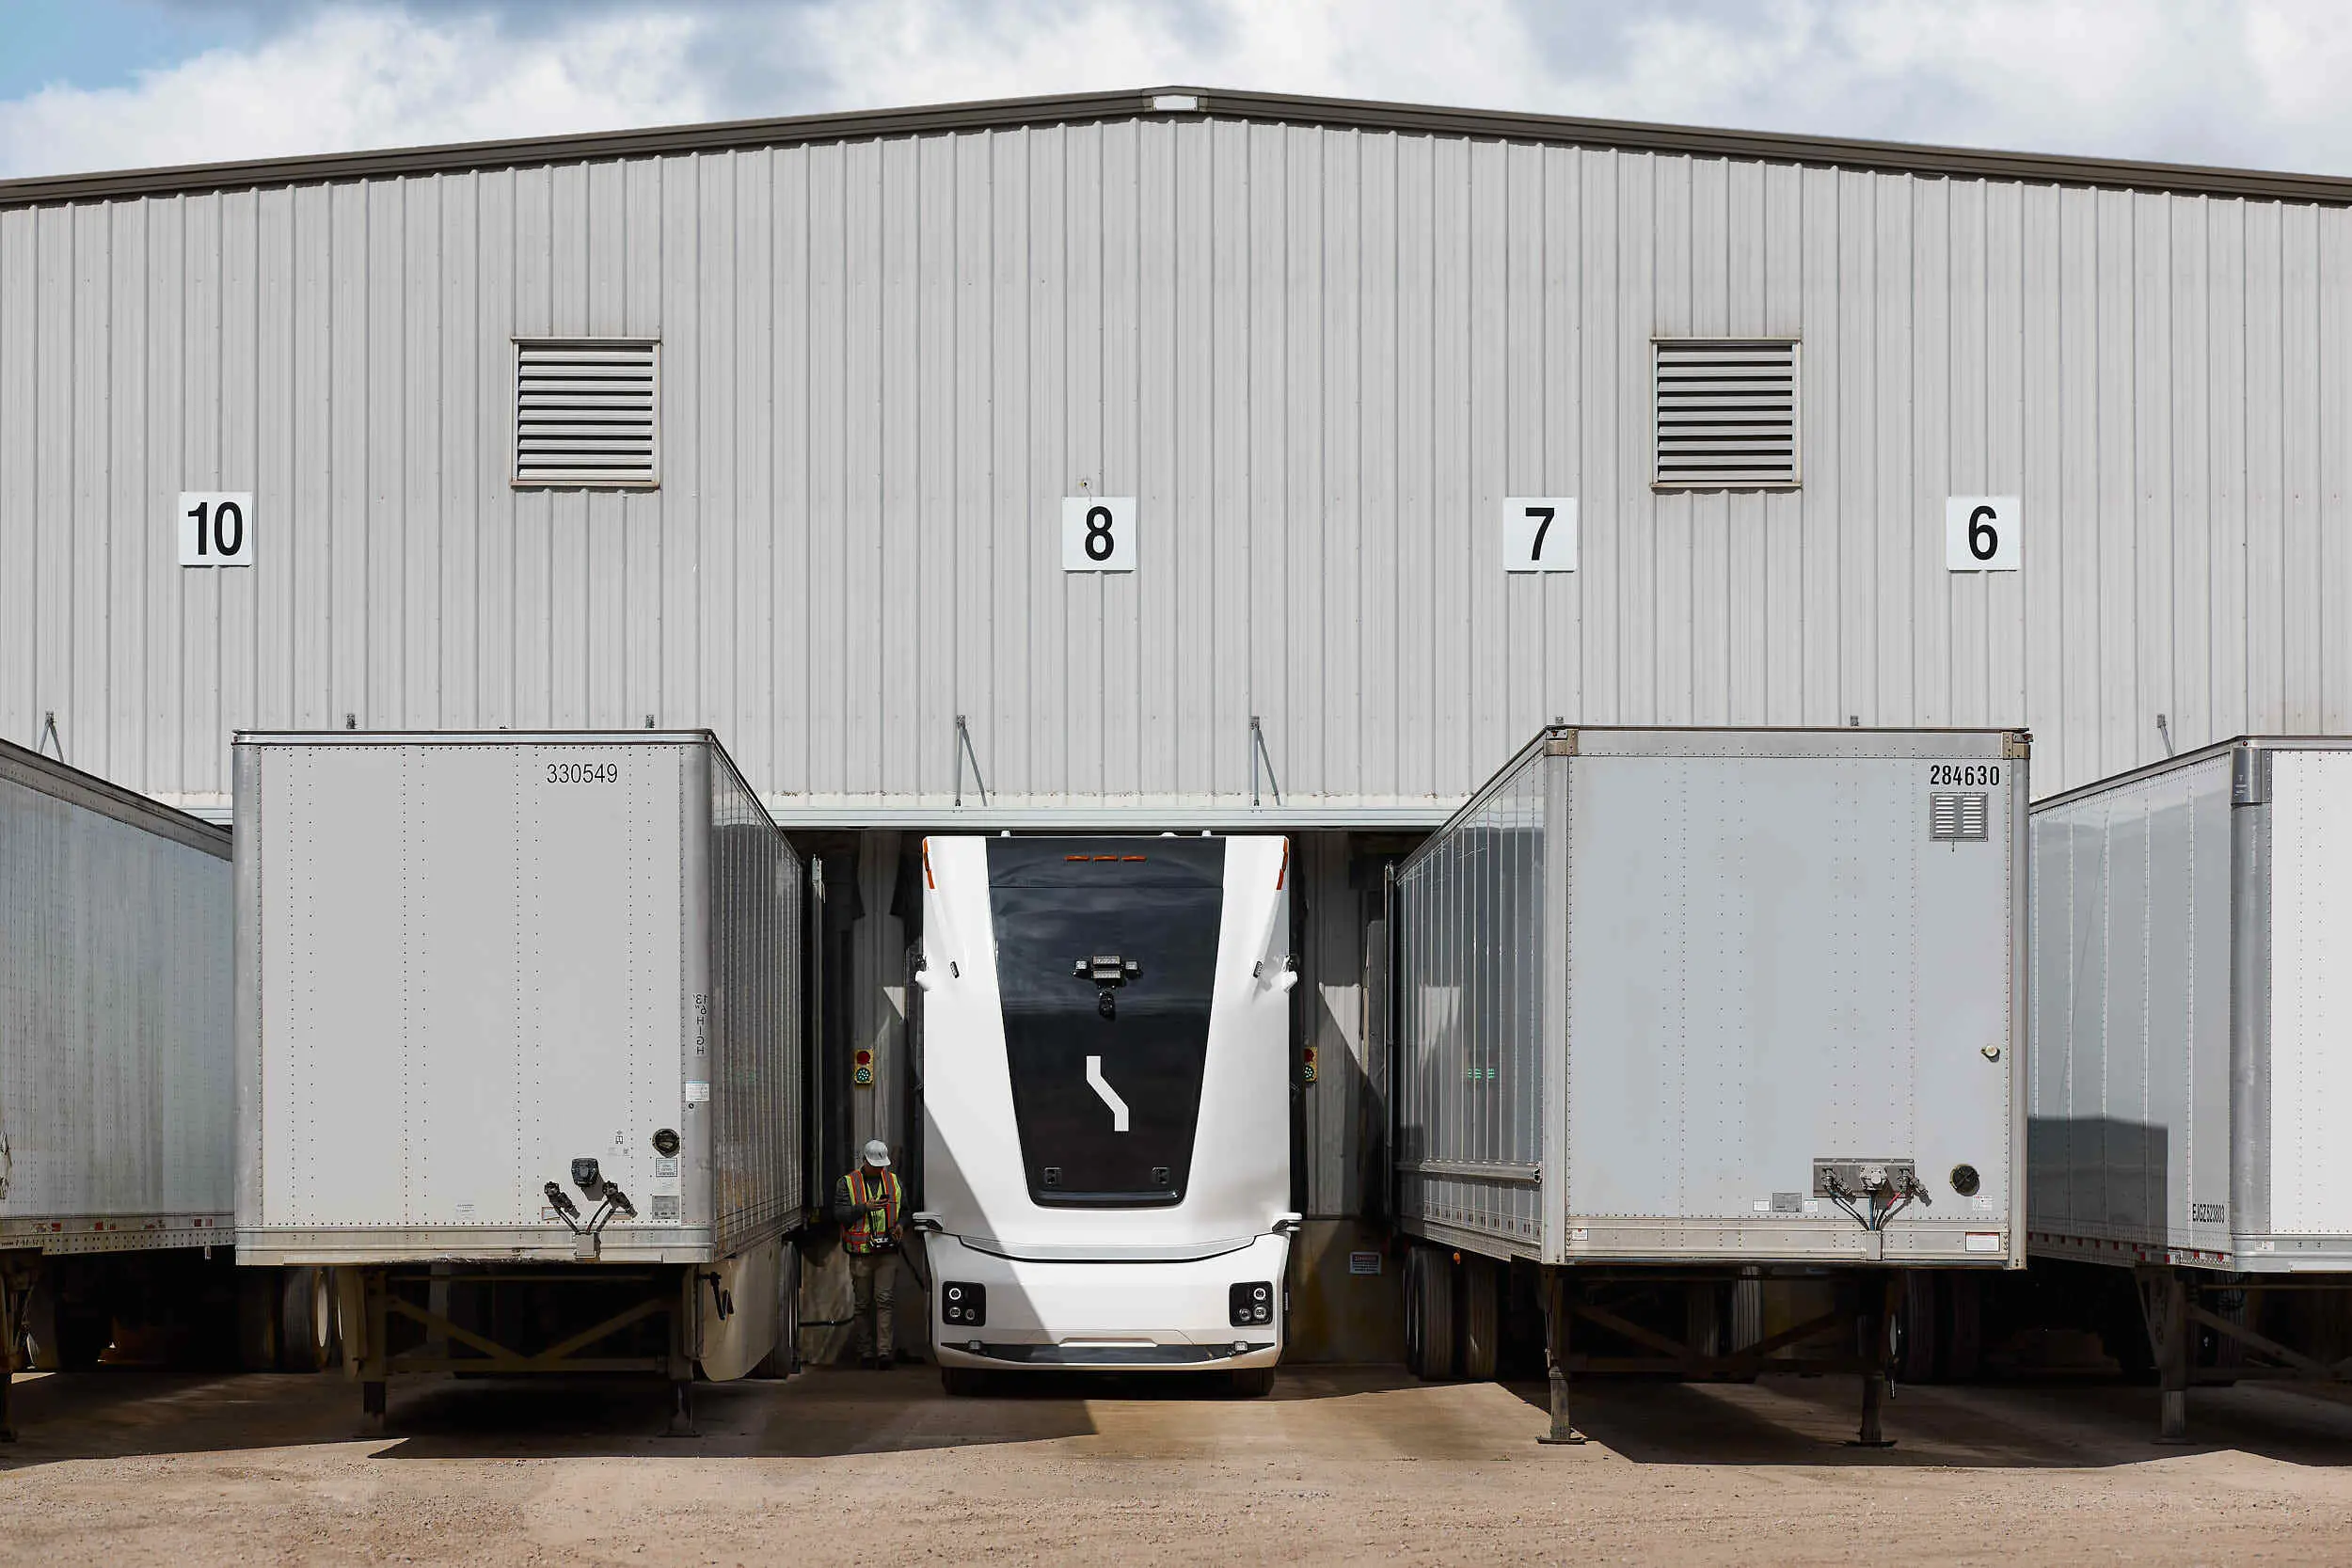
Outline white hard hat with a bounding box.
[863,1139,892,1167]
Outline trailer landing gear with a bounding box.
[1847,1275,1897,1449]
[1534,1273,1585,1446]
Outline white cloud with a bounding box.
[8,0,2352,182]
[0,8,712,177]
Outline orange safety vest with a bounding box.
[842,1166,902,1254]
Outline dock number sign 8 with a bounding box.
[1062,496,1136,572]
[179,492,255,567]
[1502,498,1578,572]
[1946,496,2020,572]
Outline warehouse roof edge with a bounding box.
[8,82,2352,210]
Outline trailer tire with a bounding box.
[1460,1259,1500,1382]
[280,1268,337,1373]
[1229,1367,1276,1398]
[1405,1245,1456,1381]
[941,1367,988,1397]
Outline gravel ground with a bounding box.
[3,1363,2350,1565]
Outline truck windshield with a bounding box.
[987,837,1226,1206]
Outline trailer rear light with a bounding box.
[922,839,934,889]
[1230,1282,1275,1326]
[942,1282,988,1327]
[1276,839,1288,890]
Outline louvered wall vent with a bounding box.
[513,339,660,487]
[1930,792,1990,842]
[1654,339,1799,487]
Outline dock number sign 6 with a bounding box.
[1062,496,1136,572]
[179,492,255,567]
[1945,496,2020,572]
[1502,498,1578,573]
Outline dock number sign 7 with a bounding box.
[179,492,255,567]
[1945,496,2021,571]
[1502,498,1577,572]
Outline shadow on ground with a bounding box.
[1505,1371,2352,1468]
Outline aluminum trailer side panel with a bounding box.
[2265,749,2352,1248]
[0,741,234,1252]
[233,731,801,1266]
[1396,726,2027,1269]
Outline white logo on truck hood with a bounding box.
[1085,1055,1130,1132]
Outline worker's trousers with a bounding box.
[850,1251,897,1361]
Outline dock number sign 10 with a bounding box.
[179,492,255,567]
[1062,496,1136,572]
[1945,496,2020,572]
[1502,498,1578,572]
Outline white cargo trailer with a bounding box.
[233,730,804,1431]
[1,738,235,1438]
[2030,736,2352,1438]
[1390,725,2029,1444]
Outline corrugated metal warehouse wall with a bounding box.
[7,114,2348,816]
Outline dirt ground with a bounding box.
[3,1363,2350,1565]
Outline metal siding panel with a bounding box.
[1429,135,1470,787]
[2245,201,2286,734]
[1210,119,1248,799]
[2207,200,2250,741]
[1579,150,1620,727]
[660,154,701,747]
[472,169,516,729]
[2170,197,2215,752]
[1101,121,1143,796]
[510,167,553,728]
[1136,121,1178,795]
[215,191,259,785]
[624,158,663,736]
[2058,186,2101,790]
[877,135,918,796]
[435,176,475,729]
[1029,126,1070,798]
[255,188,295,736]
[806,143,846,793]
[2322,207,2352,732]
[1723,160,1766,726]
[774,147,812,791]
[68,203,107,778]
[1393,134,1436,776]
[402,179,442,731]
[1285,126,1324,799]
[2281,202,2323,734]
[1653,156,1694,727]
[1762,163,1804,725]
[1982,181,2027,731]
[1875,174,1915,725]
[1617,155,1656,723]
[2134,193,2175,768]
[1321,130,1362,800]
[135,198,173,794]
[1064,124,1104,797]
[735,150,774,760]
[1359,133,1400,795]
[1913,178,1953,726]
[700,153,739,759]
[0,209,32,749]
[1248,122,1287,798]
[1469,137,1509,767]
[1837,171,1879,723]
[1948,180,1990,727]
[1800,166,1841,725]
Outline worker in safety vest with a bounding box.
[833,1139,904,1369]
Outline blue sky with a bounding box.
[2,1,2349,182]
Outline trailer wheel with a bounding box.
[1229,1367,1276,1398]
[1460,1259,1500,1382]
[1404,1245,1456,1381]
[280,1268,338,1372]
[940,1367,988,1397]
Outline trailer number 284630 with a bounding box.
[1929,765,2001,787]
[548,762,620,784]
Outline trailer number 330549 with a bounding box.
[1929,765,2001,787]
[548,762,620,784]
